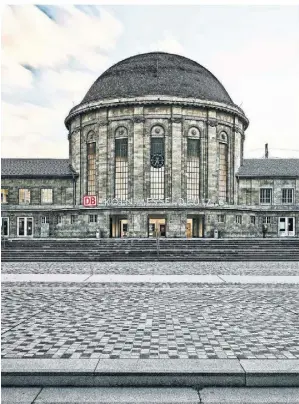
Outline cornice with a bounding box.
[65,96,249,130]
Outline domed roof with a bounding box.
[80,52,234,106]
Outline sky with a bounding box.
[1,4,299,159]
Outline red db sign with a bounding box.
[83,195,97,207]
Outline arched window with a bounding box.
[187,128,200,201]
[87,137,96,195]
[150,125,165,200]
[114,127,128,200]
[218,133,228,202]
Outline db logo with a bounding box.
[83,195,97,207]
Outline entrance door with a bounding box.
[279,217,295,237]
[148,218,166,237]
[186,216,204,238]
[1,217,9,237]
[120,219,128,237]
[17,217,33,237]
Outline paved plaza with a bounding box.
[2,262,299,361]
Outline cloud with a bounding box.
[1,5,124,157]
[2,5,123,71]
[150,31,185,55]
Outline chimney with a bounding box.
[265,143,269,159]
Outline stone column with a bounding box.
[171,114,182,202]
[133,107,145,202]
[207,112,218,203]
[98,112,108,203]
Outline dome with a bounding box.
[79,52,234,106]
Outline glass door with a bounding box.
[279,217,295,237]
[17,217,33,237]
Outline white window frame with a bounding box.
[19,189,31,205]
[260,188,272,205]
[41,216,49,224]
[282,188,294,204]
[236,215,242,224]
[217,214,225,223]
[250,215,256,225]
[89,214,98,223]
[263,216,271,224]
[41,188,53,204]
[1,217,9,236]
[1,189,9,204]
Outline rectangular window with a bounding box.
[56,216,62,224]
[217,214,225,223]
[282,188,294,204]
[71,215,78,224]
[87,142,96,195]
[19,189,31,204]
[150,137,165,200]
[1,189,8,204]
[236,215,242,224]
[41,188,53,204]
[115,138,128,200]
[219,143,227,202]
[89,214,98,223]
[187,138,200,201]
[250,216,256,225]
[260,188,272,204]
[263,216,271,224]
[41,216,49,224]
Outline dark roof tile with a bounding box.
[237,159,299,178]
[1,159,77,178]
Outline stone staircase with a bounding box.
[2,238,299,261]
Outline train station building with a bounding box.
[2,52,299,238]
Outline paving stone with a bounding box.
[1,387,41,404]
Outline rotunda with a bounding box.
[65,52,249,238]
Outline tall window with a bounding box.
[115,138,128,200]
[87,142,96,195]
[282,188,294,204]
[219,142,228,202]
[260,188,272,204]
[150,136,165,200]
[187,138,200,200]
[19,189,30,204]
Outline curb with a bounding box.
[2,359,299,388]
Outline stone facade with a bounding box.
[2,52,298,239]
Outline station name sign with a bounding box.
[100,198,223,207]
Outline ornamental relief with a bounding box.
[187,127,201,137]
[115,126,128,137]
[86,131,96,143]
[151,125,165,136]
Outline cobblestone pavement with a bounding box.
[2,282,299,360]
[2,261,299,275]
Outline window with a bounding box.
[236,215,242,224]
[260,188,272,204]
[150,136,165,200]
[219,142,227,202]
[41,216,49,224]
[56,216,62,224]
[89,214,98,223]
[250,216,256,225]
[282,188,294,204]
[187,138,200,200]
[218,214,225,223]
[263,216,271,224]
[41,189,53,204]
[115,138,128,200]
[1,189,8,204]
[71,215,78,224]
[87,142,96,195]
[19,189,30,204]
